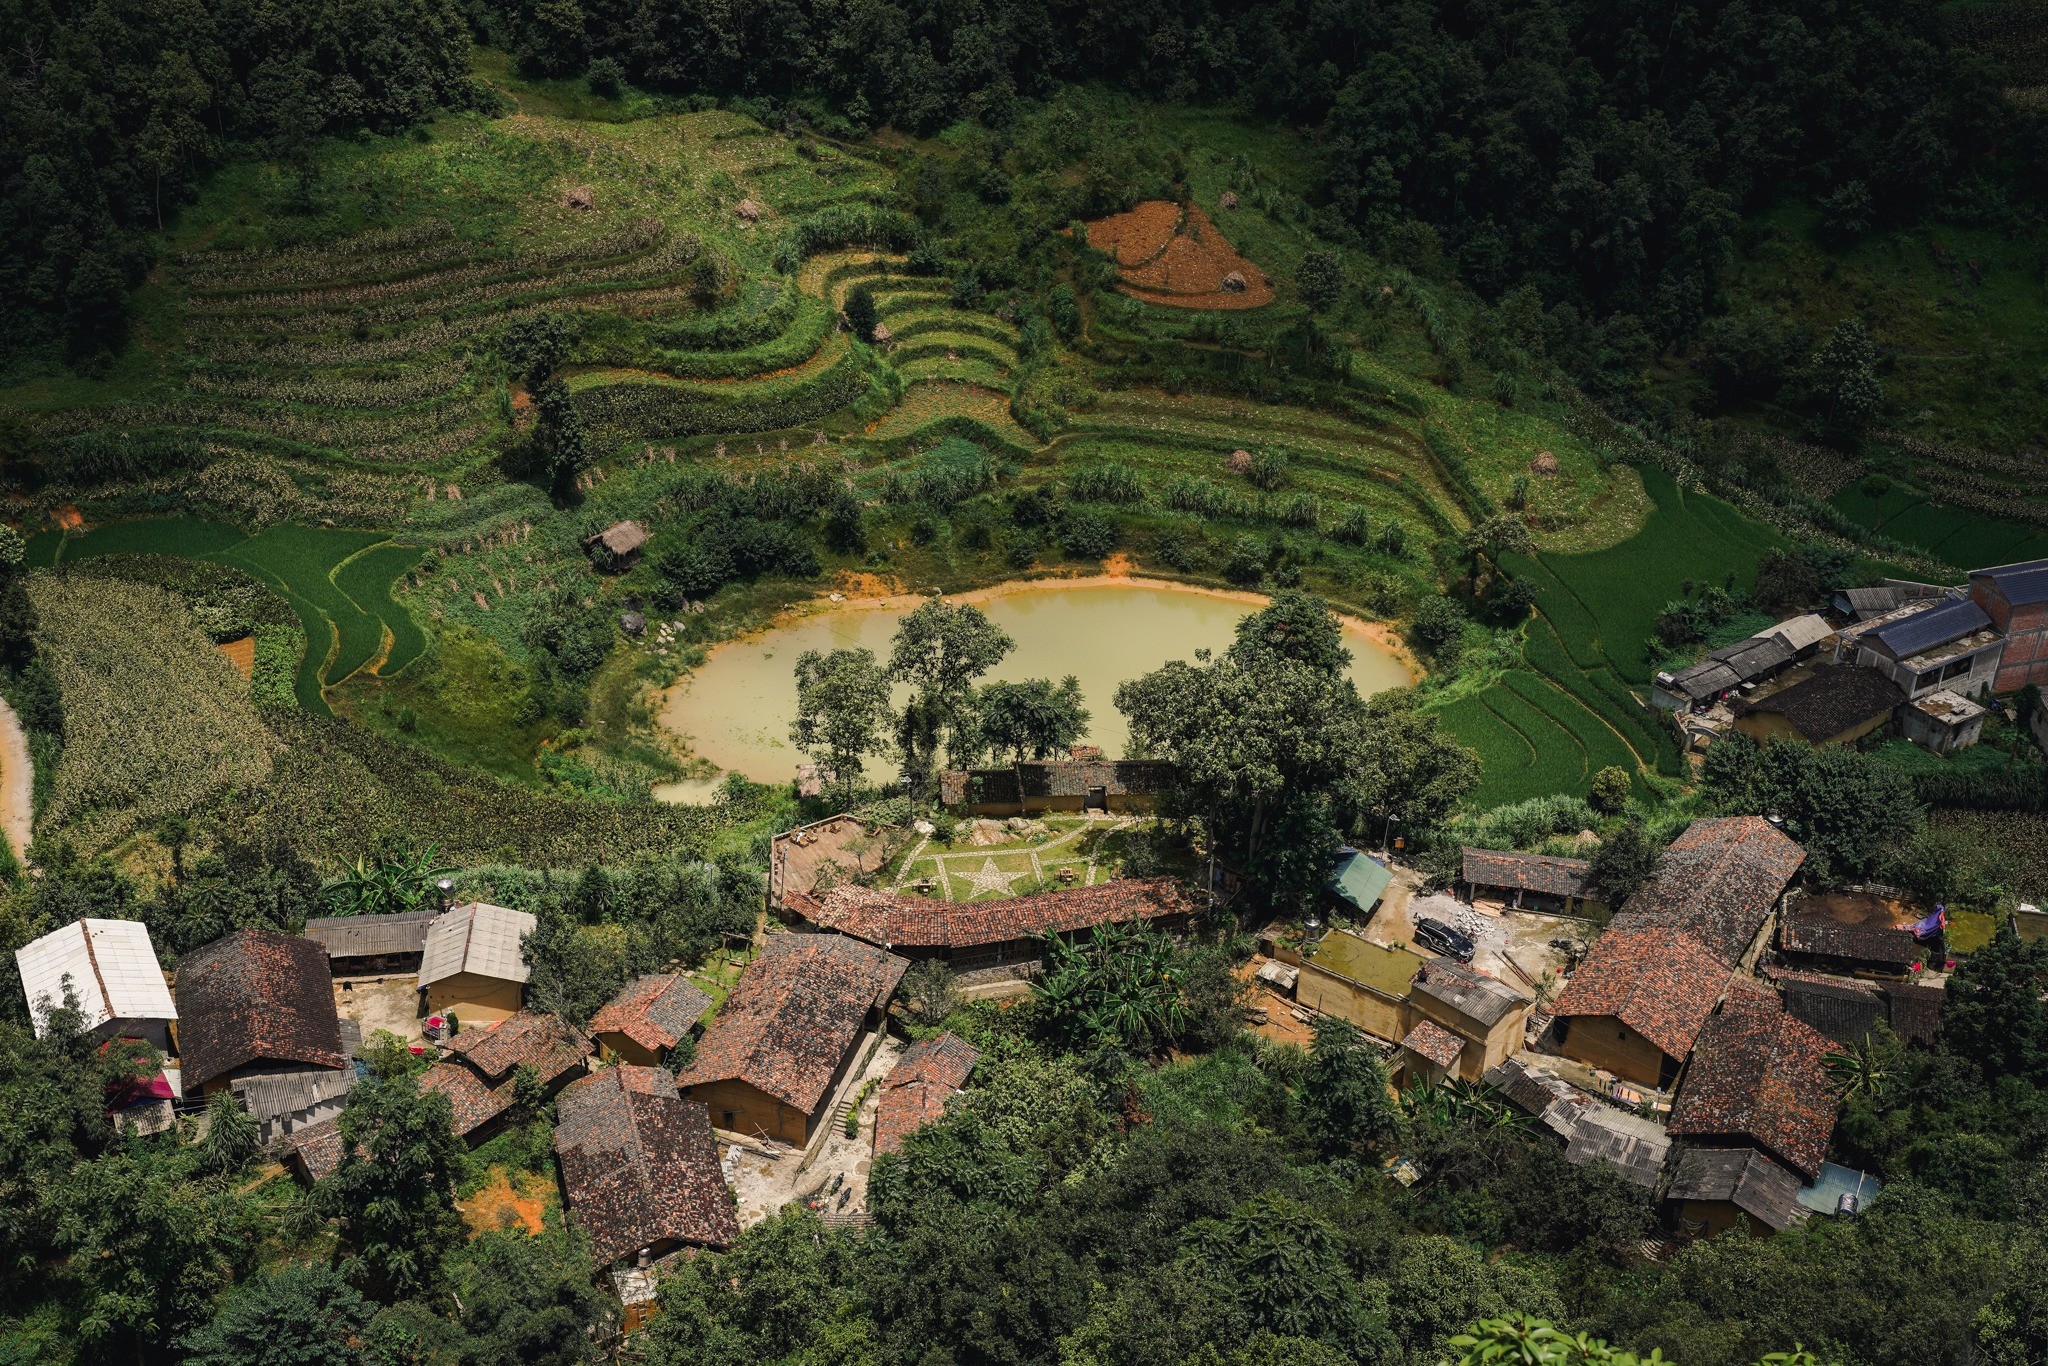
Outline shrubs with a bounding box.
[1410,595,1469,658]
[1067,463,1147,505]
[1058,507,1120,560]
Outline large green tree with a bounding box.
[976,676,1090,764]
[790,646,895,800]
[888,598,1013,780]
[322,1075,467,1301]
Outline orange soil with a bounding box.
[214,636,256,679]
[1082,200,1182,266]
[1082,201,1274,310]
[462,1168,547,1237]
[1235,957,1317,1047]
[53,505,86,531]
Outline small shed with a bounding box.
[1668,1146,1808,1238]
[1458,847,1596,915]
[418,901,536,1025]
[585,520,650,571]
[302,909,439,976]
[1395,1019,1466,1089]
[1901,689,1986,754]
[1327,849,1394,920]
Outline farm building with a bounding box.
[1730,665,1903,747]
[1666,1147,1809,1238]
[553,1066,739,1271]
[1842,594,2005,700]
[1457,848,1598,915]
[302,908,439,975]
[1667,986,1842,1183]
[1900,689,1986,754]
[938,758,1176,815]
[1609,817,1805,967]
[781,876,1191,972]
[589,974,713,1067]
[1832,582,1947,620]
[1483,1059,1671,1187]
[1327,848,1394,919]
[420,1009,590,1143]
[1651,615,1841,713]
[419,901,536,1024]
[678,933,906,1146]
[1394,1019,1468,1089]
[874,1032,980,1157]
[1774,969,1942,1048]
[1549,927,1733,1088]
[585,520,650,570]
[1293,930,1427,1042]
[1777,911,1920,978]
[173,929,354,1138]
[1404,958,1532,1082]
[16,918,176,1048]
[1969,558,2048,690]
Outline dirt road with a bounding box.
[0,695,31,863]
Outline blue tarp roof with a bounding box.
[1329,852,1393,916]
[1869,598,1990,659]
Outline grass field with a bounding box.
[29,519,426,713]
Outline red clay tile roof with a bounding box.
[589,975,713,1056]
[173,929,345,1090]
[1400,1018,1467,1069]
[873,1032,980,1157]
[1460,848,1593,900]
[677,935,907,1116]
[425,1011,589,1138]
[554,1066,739,1263]
[1668,992,1843,1181]
[1550,927,1733,1060]
[1614,817,1806,965]
[787,876,1190,951]
[286,1115,346,1182]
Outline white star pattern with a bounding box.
[959,858,1024,899]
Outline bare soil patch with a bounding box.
[462,1168,548,1237]
[215,636,255,679]
[1084,202,1274,310]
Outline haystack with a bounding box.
[1530,451,1560,476]
[1221,271,1248,293]
[733,198,763,222]
[1226,449,1253,474]
[1219,190,1239,211]
[562,184,596,211]
[870,322,893,346]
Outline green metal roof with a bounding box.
[1304,929,1425,997]
[1330,852,1393,916]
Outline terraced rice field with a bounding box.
[28,519,427,713]
[1826,484,2048,569]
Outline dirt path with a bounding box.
[0,694,32,862]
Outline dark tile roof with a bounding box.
[424,1010,589,1138]
[1484,1059,1563,1117]
[1885,981,1946,1045]
[1668,992,1842,1181]
[1710,634,1795,683]
[1971,558,2048,607]
[1614,817,1806,966]
[173,929,345,1090]
[589,975,713,1056]
[874,1032,980,1157]
[1772,970,1887,1047]
[1666,1146,1809,1231]
[554,1066,738,1263]
[1411,957,1529,1029]
[1732,665,1903,743]
[301,910,438,963]
[678,935,907,1116]
[1460,848,1593,900]
[1869,597,1991,658]
[939,760,1176,806]
[787,876,1190,951]
[1550,927,1731,1060]
[1666,659,1742,699]
[1400,1018,1467,1069]
[1778,912,1920,972]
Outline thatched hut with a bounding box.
[562,184,596,211]
[1219,190,1239,211]
[1226,449,1253,474]
[1531,451,1560,476]
[585,520,650,571]
[733,198,763,222]
[1221,271,1248,293]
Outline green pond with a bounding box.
[656,579,1414,800]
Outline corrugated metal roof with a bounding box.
[1709,634,1795,682]
[1768,614,1834,653]
[1666,660,1742,699]
[1330,852,1393,914]
[303,909,439,962]
[15,918,176,1035]
[1973,558,2048,607]
[1869,598,1991,658]
[418,902,535,988]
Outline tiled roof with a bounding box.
[1732,665,1903,743]
[1460,848,1593,900]
[874,1032,980,1157]
[1399,1018,1467,1069]
[939,759,1177,807]
[1778,912,1919,971]
[1971,558,2048,607]
[1771,970,1887,1047]
[418,902,535,989]
[174,930,345,1090]
[425,1010,589,1137]
[589,975,713,1056]
[1550,927,1732,1060]
[1614,817,1806,966]
[1411,958,1529,1029]
[1885,981,1945,1045]
[287,1115,347,1182]
[678,935,907,1115]
[1665,659,1742,700]
[554,1067,738,1263]
[1709,634,1794,683]
[1667,1146,1809,1231]
[302,910,438,962]
[786,876,1190,951]
[1668,993,1842,1180]
[1768,614,1835,653]
[16,918,176,1036]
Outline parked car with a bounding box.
[1413,917,1476,961]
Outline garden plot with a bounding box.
[887,816,1144,901]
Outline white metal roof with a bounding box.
[417,901,536,988]
[1768,613,1835,653]
[15,918,176,1036]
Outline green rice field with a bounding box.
[1827,484,2048,571]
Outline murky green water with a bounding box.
[656,580,1413,800]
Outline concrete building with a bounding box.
[1969,559,2048,691]
[418,901,536,1024]
[1900,689,1987,754]
[1845,595,2005,700]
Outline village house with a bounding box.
[1457,848,1599,916]
[1841,594,2005,701]
[420,1009,589,1143]
[1607,816,1806,968]
[1291,929,1530,1082]
[1651,614,1832,713]
[589,974,714,1067]
[678,933,906,1146]
[1548,928,1733,1088]
[418,901,536,1024]
[1729,664,1904,748]
[553,1066,738,1272]
[1832,582,1947,621]
[1776,911,1920,979]
[1970,558,2048,690]
[938,758,1176,816]
[1666,985,1842,1185]
[782,876,1191,972]
[1402,957,1533,1082]
[1666,1146,1809,1238]
[1293,929,1427,1042]
[302,908,439,976]
[173,929,355,1141]
[16,917,177,1050]
[873,1032,980,1157]
[1771,968,1941,1048]
[1899,688,1988,754]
